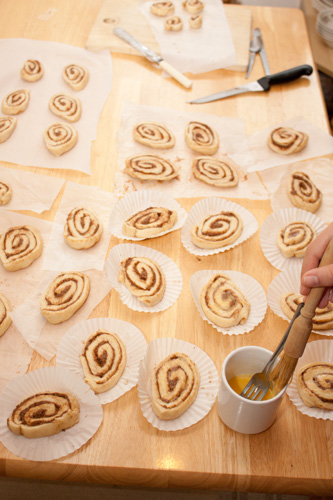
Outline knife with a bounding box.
[256,28,271,76]
[113,27,192,89]
[188,64,313,104]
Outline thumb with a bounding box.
[301,264,333,289]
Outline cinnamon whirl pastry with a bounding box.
[80,329,127,393]
[133,122,175,149]
[7,392,80,438]
[164,16,183,31]
[49,93,82,122]
[40,271,90,324]
[191,211,243,249]
[0,181,12,205]
[151,352,200,420]
[20,59,44,82]
[0,225,43,271]
[62,64,89,91]
[150,1,174,16]
[125,155,179,181]
[281,292,333,331]
[297,362,333,410]
[287,171,322,213]
[2,89,30,115]
[123,207,177,238]
[0,116,17,143]
[0,293,12,337]
[185,122,219,155]
[267,127,308,155]
[183,0,204,13]
[192,157,238,187]
[64,207,103,250]
[189,14,203,28]
[277,222,316,258]
[43,122,78,156]
[200,273,250,328]
[118,256,165,306]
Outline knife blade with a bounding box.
[113,27,192,89]
[188,65,313,104]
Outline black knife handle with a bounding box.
[258,64,313,91]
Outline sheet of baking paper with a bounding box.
[139,0,236,75]
[10,269,112,361]
[0,165,65,213]
[245,117,333,173]
[42,181,118,272]
[259,158,333,225]
[114,102,268,199]
[0,326,33,394]
[0,38,113,175]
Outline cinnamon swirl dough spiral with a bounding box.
[2,89,30,115]
[0,225,43,271]
[80,329,127,393]
[164,16,183,31]
[20,59,44,82]
[281,292,333,330]
[267,127,308,155]
[287,171,322,213]
[118,256,165,306]
[277,222,316,258]
[189,14,203,28]
[192,157,238,187]
[200,273,250,328]
[43,122,78,156]
[125,155,179,181]
[150,1,174,16]
[123,207,177,238]
[183,0,204,14]
[133,122,175,149]
[191,211,243,249]
[64,207,103,250]
[297,362,333,410]
[49,93,82,122]
[0,181,12,205]
[62,64,89,91]
[185,121,219,155]
[0,116,17,143]
[7,392,80,438]
[40,271,90,324]
[151,352,200,420]
[0,293,12,337]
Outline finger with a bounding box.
[301,265,333,290]
[301,224,333,277]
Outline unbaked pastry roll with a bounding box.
[7,392,80,438]
[277,221,316,258]
[287,171,322,213]
[80,329,127,393]
[62,64,89,91]
[281,292,333,331]
[297,362,333,410]
[189,14,203,28]
[2,89,30,115]
[191,211,243,249]
[0,225,43,271]
[267,127,308,155]
[150,1,174,16]
[185,121,219,155]
[43,122,78,156]
[200,273,250,328]
[192,157,238,187]
[151,352,200,420]
[164,16,183,31]
[0,293,12,337]
[20,59,44,82]
[49,93,82,122]
[0,116,17,143]
[64,207,103,249]
[118,256,165,306]
[0,181,12,205]
[40,271,90,324]
[133,121,175,149]
[125,154,179,181]
[183,0,204,13]
[123,207,177,238]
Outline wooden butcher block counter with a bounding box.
[0,0,332,496]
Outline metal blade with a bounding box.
[113,27,162,63]
[254,27,271,76]
[188,81,264,104]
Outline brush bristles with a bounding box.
[269,354,299,394]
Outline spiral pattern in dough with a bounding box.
[267,127,308,155]
[20,59,44,82]
[2,89,30,115]
[183,0,204,14]
[62,64,89,91]
[280,292,333,331]
[150,1,174,16]
[0,293,12,337]
[164,15,183,31]
[0,225,43,271]
[297,362,333,410]
[288,171,322,213]
[118,256,165,306]
[151,352,200,420]
[133,122,175,149]
[277,222,316,258]
[0,181,12,205]
[43,122,78,156]
[125,154,179,181]
[191,211,243,249]
[185,121,219,155]
[123,207,177,238]
[49,93,81,122]
[64,207,103,250]
[192,157,238,187]
[7,392,80,438]
[80,329,127,393]
[0,116,17,143]
[200,273,250,328]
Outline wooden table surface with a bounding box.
[0,0,332,496]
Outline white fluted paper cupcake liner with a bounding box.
[260,207,327,271]
[56,317,147,405]
[0,366,103,461]
[105,243,182,312]
[287,339,333,420]
[190,270,267,335]
[137,337,219,432]
[181,197,258,256]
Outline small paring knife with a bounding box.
[113,27,193,89]
[188,64,313,104]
